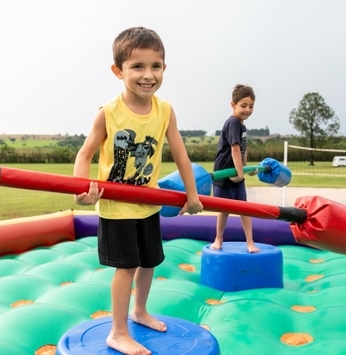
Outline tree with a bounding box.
[289,93,340,165]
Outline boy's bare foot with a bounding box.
[247,243,260,253]
[210,238,223,250]
[106,333,151,355]
[131,312,167,332]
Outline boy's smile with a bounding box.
[112,48,166,108]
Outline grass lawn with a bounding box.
[0,162,345,220]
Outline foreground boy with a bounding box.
[73,27,203,355]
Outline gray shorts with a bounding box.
[97,212,164,269]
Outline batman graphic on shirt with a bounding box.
[108,129,157,186]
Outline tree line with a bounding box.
[1,92,344,164]
[1,134,345,164]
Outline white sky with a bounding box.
[1,0,345,136]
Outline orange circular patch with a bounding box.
[307,289,319,293]
[291,305,316,313]
[309,259,325,264]
[205,299,223,305]
[200,324,210,331]
[91,310,112,319]
[305,274,324,282]
[11,300,34,307]
[179,264,196,272]
[131,288,135,295]
[60,281,73,286]
[35,344,57,355]
[195,251,202,256]
[156,276,167,280]
[281,332,313,346]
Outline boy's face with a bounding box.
[112,48,166,102]
[231,97,255,121]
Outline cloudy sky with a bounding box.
[1,0,345,137]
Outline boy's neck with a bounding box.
[122,92,152,115]
[232,114,245,124]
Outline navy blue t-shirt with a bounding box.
[213,116,247,188]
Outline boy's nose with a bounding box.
[143,69,154,79]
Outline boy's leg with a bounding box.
[128,213,166,331]
[130,267,167,332]
[211,212,229,249]
[211,185,231,250]
[240,215,260,253]
[107,268,152,355]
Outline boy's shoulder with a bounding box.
[152,94,171,107]
[224,115,238,125]
[99,94,122,110]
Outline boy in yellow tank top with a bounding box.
[73,27,203,355]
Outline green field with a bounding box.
[0,162,345,221]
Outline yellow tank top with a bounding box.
[97,94,171,219]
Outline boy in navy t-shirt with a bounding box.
[211,84,260,253]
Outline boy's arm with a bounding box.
[243,149,248,166]
[73,108,106,205]
[230,144,244,182]
[165,107,203,215]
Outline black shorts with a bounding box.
[97,212,165,269]
[213,180,247,201]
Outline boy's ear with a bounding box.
[163,63,167,72]
[230,101,236,109]
[111,65,123,79]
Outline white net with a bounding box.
[282,142,346,195]
[274,142,346,207]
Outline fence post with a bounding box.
[281,141,288,206]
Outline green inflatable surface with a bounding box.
[1,237,346,354]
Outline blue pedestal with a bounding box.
[200,242,283,292]
[56,315,220,355]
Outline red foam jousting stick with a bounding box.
[1,166,346,254]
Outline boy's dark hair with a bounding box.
[232,84,255,104]
[112,27,165,70]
